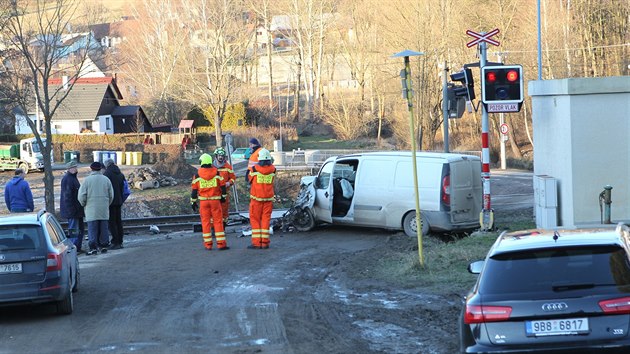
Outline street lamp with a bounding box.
[392,49,425,267]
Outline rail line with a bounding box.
[60,210,289,234]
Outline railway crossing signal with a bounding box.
[481,65,524,113]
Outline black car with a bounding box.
[460,225,630,353]
[0,210,79,315]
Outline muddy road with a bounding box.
[0,168,533,353]
[0,227,455,353]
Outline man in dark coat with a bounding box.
[103,158,126,249]
[4,168,34,212]
[60,161,85,252]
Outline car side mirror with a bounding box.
[468,260,484,274]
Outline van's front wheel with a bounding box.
[403,211,429,237]
[293,207,315,232]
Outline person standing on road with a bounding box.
[213,147,236,225]
[191,153,228,251]
[78,162,113,255]
[103,158,126,250]
[247,149,275,249]
[60,161,85,253]
[4,168,34,213]
[246,137,261,169]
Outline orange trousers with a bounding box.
[200,200,226,249]
[249,200,272,247]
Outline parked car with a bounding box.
[290,151,482,236]
[231,147,248,160]
[459,225,630,353]
[0,210,79,315]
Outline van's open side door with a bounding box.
[312,160,335,223]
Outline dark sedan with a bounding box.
[460,225,630,353]
[0,210,79,315]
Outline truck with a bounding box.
[0,137,48,174]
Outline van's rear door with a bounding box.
[448,158,482,223]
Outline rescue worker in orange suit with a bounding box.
[191,153,228,250]
[213,147,236,225]
[247,148,275,249]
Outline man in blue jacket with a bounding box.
[4,168,34,213]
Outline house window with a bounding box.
[106,117,110,130]
[54,124,62,129]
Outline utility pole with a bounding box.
[442,61,449,153]
[497,52,507,170]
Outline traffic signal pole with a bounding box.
[479,41,494,231]
[442,61,449,153]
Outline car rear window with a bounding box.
[479,245,630,295]
[0,225,45,251]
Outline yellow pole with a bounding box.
[403,56,424,267]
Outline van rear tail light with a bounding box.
[464,304,512,324]
[599,297,630,314]
[46,253,63,272]
[441,175,451,205]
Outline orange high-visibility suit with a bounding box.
[248,164,276,248]
[215,162,236,223]
[247,147,261,169]
[191,167,226,250]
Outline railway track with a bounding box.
[61,210,289,234]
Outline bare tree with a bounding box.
[119,0,190,126]
[180,0,253,147]
[0,0,104,213]
[285,0,335,120]
[249,0,276,112]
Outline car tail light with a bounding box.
[46,253,63,272]
[441,175,451,205]
[599,297,630,314]
[464,304,512,324]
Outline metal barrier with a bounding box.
[275,149,482,169]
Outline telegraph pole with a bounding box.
[442,61,449,152]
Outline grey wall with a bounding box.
[529,76,630,227]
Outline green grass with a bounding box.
[369,216,536,294]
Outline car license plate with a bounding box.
[0,263,23,274]
[526,317,589,336]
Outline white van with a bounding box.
[294,151,482,236]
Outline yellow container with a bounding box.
[132,152,143,165]
[125,152,133,166]
[115,151,124,165]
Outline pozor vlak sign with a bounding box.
[481,65,524,113]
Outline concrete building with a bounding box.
[529,76,630,228]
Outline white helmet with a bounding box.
[258,148,272,161]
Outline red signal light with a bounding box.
[486,71,497,83]
[506,70,519,82]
